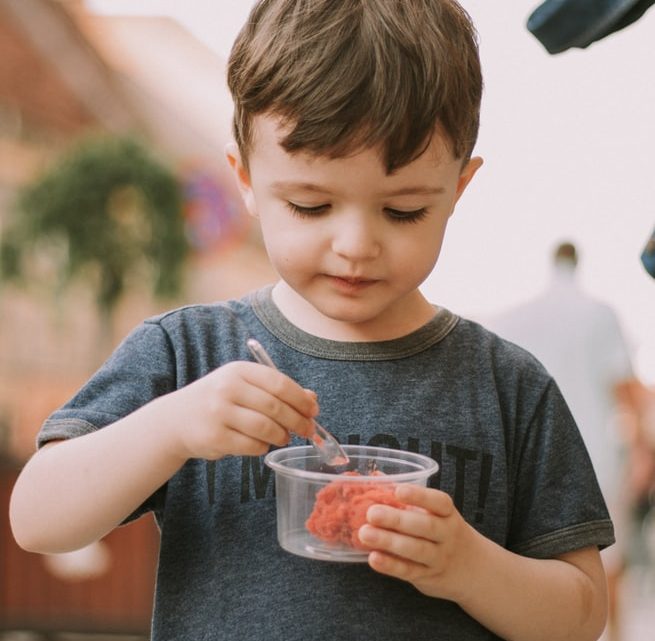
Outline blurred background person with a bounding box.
[487,241,634,641]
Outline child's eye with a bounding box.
[286,202,330,217]
[385,207,428,224]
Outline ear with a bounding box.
[225,142,258,217]
[453,155,483,205]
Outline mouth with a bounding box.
[327,274,379,290]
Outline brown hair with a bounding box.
[227,0,482,173]
[554,242,578,266]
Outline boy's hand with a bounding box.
[164,361,319,461]
[358,485,481,602]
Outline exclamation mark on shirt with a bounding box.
[475,453,493,523]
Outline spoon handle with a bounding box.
[246,338,349,466]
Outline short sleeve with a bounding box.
[507,380,615,558]
[37,319,177,520]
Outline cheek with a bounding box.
[397,223,447,272]
[260,223,317,271]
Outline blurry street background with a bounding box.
[1,1,655,640]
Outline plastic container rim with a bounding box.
[264,444,439,484]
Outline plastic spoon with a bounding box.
[246,338,349,466]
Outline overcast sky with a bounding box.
[87,0,655,382]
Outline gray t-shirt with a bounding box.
[38,286,613,641]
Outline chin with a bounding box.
[309,298,384,326]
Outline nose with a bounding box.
[330,211,381,261]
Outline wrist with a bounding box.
[448,523,499,607]
[138,392,191,467]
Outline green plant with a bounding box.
[1,135,189,322]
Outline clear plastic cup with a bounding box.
[264,444,439,562]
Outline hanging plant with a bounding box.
[1,135,189,325]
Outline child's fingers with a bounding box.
[359,523,435,566]
[359,488,457,567]
[365,503,441,543]
[394,484,454,517]
[358,525,440,581]
[222,402,293,447]
[241,362,319,426]
[212,362,317,439]
[217,424,282,458]
[215,377,312,442]
[367,550,416,580]
[360,506,449,569]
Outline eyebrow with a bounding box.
[270,181,330,194]
[270,181,446,196]
[381,186,446,197]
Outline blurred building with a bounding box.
[0,1,275,636]
[0,0,275,461]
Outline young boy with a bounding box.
[10,1,612,640]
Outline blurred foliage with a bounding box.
[0,135,189,317]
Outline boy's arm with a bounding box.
[10,361,317,553]
[9,399,187,553]
[359,485,607,641]
[460,544,606,641]
[451,536,605,641]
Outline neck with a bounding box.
[551,261,577,288]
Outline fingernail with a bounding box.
[359,525,376,543]
[395,484,411,501]
[367,505,384,521]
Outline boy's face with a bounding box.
[227,115,481,340]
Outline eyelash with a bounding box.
[286,202,328,217]
[386,207,429,224]
[285,202,429,224]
